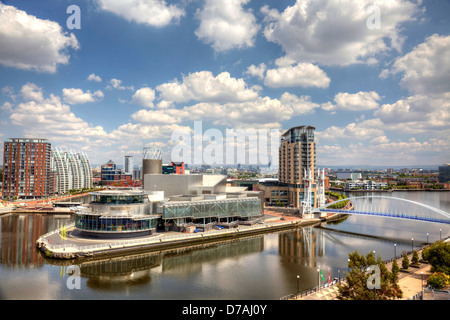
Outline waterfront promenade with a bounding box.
[288,243,449,300]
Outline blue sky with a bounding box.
[0,0,449,168]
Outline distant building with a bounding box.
[162,162,185,175]
[101,160,132,185]
[439,164,450,183]
[124,155,133,174]
[2,138,52,199]
[345,180,387,190]
[336,172,362,180]
[51,148,93,194]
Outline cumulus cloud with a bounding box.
[156,71,260,103]
[0,4,79,73]
[62,88,104,104]
[261,0,422,66]
[106,78,134,90]
[388,34,450,95]
[264,63,330,88]
[323,91,381,111]
[96,0,184,27]
[87,73,102,82]
[131,87,156,108]
[195,0,259,52]
[10,84,108,142]
[244,63,266,80]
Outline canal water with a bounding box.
[0,191,449,300]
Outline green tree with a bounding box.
[337,251,402,300]
[427,272,449,289]
[422,241,450,275]
[411,250,420,266]
[391,259,400,282]
[402,251,410,270]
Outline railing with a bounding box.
[38,219,301,254]
[280,279,341,300]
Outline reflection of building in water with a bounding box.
[0,215,45,267]
[161,236,264,272]
[79,253,162,290]
[278,227,325,267]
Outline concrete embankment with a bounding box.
[36,213,347,260]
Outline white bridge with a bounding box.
[312,195,450,225]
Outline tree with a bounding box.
[427,272,449,289]
[391,259,400,282]
[422,241,450,275]
[402,251,410,270]
[337,251,402,300]
[411,250,420,266]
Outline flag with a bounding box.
[328,270,331,284]
[320,269,325,282]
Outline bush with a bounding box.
[427,272,449,289]
[411,250,420,266]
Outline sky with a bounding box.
[0,0,449,168]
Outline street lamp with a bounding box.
[317,269,321,292]
[440,229,442,241]
[297,275,300,295]
[427,233,429,244]
[411,238,414,251]
[394,244,397,258]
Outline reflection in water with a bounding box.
[51,235,265,294]
[0,214,72,268]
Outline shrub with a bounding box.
[427,272,449,290]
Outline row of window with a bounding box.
[75,215,157,232]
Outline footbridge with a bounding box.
[312,196,450,225]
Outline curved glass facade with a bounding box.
[75,213,157,233]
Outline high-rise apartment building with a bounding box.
[2,138,52,199]
[278,126,317,209]
[51,148,93,194]
[257,125,321,214]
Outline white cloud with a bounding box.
[195,0,259,52]
[375,93,450,133]
[96,0,184,27]
[62,88,104,104]
[131,87,156,108]
[156,71,259,103]
[107,78,134,90]
[323,91,381,111]
[10,84,108,143]
[261,0,422,66]
[264,63,330,88]
[87,73,102,82]
[317,118,385,141]
[0,4,79,73]
[131,109,180,125]
[389,34,450,94]
[244,63,266,80]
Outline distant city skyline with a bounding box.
[0,0,449,167]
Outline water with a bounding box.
[0,191,449,300]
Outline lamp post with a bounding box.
[394,243,397,258]
[411,238,414,251]
[317,269,321,292]
[297,275,300,295]
[427,233,429,244]
[440,229,442,241]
